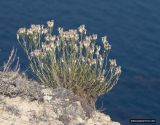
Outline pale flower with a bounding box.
[47,20,54,28]
[78,25,86,34]
[50,35,56,42]
[42,28,48,34]
[27,29,34,36]
[91,59,97,65]
[92,34,97,40]
[30,49,42,57]
[17,28,26,35]
[104,43,111,50]
[88,47,94,54]
[45,35,50,41]
[49,42,55,49]
[115,66,121,75]
[102,36,107,44]
[95,49,99,56]
[31,24,41,33]
[58,27,64,35]
[83,40,90,48]
[96,45,101,51]
[99,76,105,83]
[109,59,117,66]
[17,28,26,39]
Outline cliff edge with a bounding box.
[0,71,120,125]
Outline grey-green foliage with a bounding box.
[17,20,121,104]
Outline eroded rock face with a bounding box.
[0,71,121,125]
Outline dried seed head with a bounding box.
[83,40,90,48]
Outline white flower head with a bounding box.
[27,28,33,36]
[78,25,87,34]
[109,59,117,67]
[47,20,54,28]
[115,66,121,75]
[83,40,90,48]
[58,27,64,35]
[17,28,26,35]
[96,45,101,51]
[102,36,107,43]
[92,34,97,40]
[17,28,26,39]
[42,28,48,34]
[92,59,97,65]
[104,43,111,50]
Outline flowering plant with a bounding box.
[17,20,121,104]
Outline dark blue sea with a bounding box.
[0,0,160,124]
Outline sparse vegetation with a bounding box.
[17,20,121,104]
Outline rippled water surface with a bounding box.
[0,0,160,124]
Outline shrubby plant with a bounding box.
[17,20,121,104]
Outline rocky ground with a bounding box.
[0,71,121,125]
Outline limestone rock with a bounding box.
[0,71,121,125]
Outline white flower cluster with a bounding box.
[109,59,121,75]
[58,28,79,41]
[102,36,111,50]
[78,25,87,34]
[17,20,121,94]
[47,20,54,28]
[17,21,54,40]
